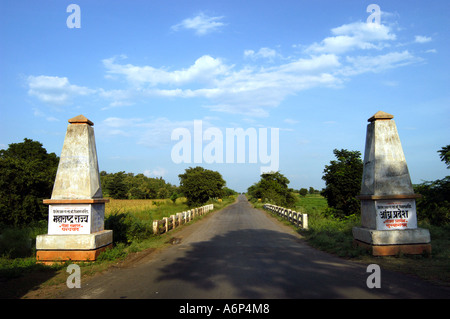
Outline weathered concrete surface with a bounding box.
[354,111,430,254]
[51,115,102,200]
[352,227,431,245]
[36,230,113,250]
[37,115,112,262]
[360,112,414,196]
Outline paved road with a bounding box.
[58,195,450,299]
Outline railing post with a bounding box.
[153,220,159,234]
[302,214,308,229]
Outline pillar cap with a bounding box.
[68,114,94,126]
[368,111,394,122]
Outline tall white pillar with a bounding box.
[353,111,431,256]
[36,115,113,264]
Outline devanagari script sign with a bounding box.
[375,199,417,230]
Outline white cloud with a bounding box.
[28,19,423,118]
[414,35,432,43]
[144,167,168,178]
[305,22,396,54]
[32,107,60,122]
[27,75,95,106]
[171,12,225,36]
[244,47,280,60]
[340,50,420,76]
[103,55,230,87]
[100,53,342,117]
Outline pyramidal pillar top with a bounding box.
[360,111,415,197]
[50,114,103,200]
[352,111,431,256]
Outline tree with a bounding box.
[321,149,363,218]
[178,166,226,207]
[247,171,295,207]
[414,144,450,225]
[0,138,59,226]
[104,171,128,199]
[438,145,450,169]
[299,188,308,197]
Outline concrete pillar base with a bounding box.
[353,240,431,256]
[36,230,113,264]
[36,243,113,265]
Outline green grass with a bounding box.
[259,193,450,286]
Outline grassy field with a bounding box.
[258,193,450,286]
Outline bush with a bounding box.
[414,176,450,225]
[0,139,59,226]
[321,149,363,217]
[247,171,296,207]
[104,212,153,244]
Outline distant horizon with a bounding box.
[1,1,448,194]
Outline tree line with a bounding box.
[0,138,448,227]
[247,146,449,225]
[0,139,237,227]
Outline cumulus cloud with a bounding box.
[100,53,342,116]
[414,35,432,43]
[305,22,396,54]
[27,20,423,118]
[102,55,230,87]
[171,12,226,36]
[27,75,95,106]
[144,167,168,178]
[244,47,280,61]
[340,50,420,76]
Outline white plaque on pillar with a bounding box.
[375,199,417,230]
[48,204,105,235]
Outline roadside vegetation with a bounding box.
[1,137,448,297]
[0,138,238,297]
[257,193,449,286]
[0,195,237,298]
[249,145,449,286]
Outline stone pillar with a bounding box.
[36,115,113,264]
[352,111,431,256]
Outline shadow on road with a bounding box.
[155,228,374,298]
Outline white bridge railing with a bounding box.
[152,204,214,235]
[263,204,308,229]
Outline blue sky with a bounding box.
[1,0,449,193]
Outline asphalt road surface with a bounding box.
[58,195,450,299]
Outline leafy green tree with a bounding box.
[438,145,450,168]
[414,144,450,225]
[299,188,308,197]
[248,171,295,207]
[222,187,238,197]
[178,166,225,207]
[321,149,363,218]
[0,138,59,226]
[104,171,128,199]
